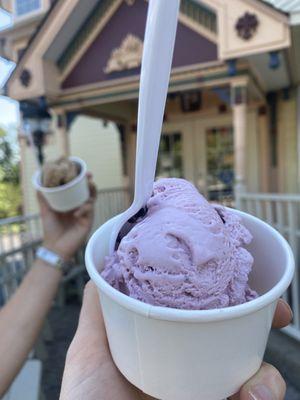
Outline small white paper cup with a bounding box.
[85,209,294,400]
[32,156,89,213]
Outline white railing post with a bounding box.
[236,191,300,341]
[287,201,300,330]
[231,81,248,210]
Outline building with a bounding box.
[1,0,300,339]
[0,0,124,214]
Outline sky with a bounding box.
[0,9,19,129]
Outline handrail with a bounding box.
[237,192,300,201]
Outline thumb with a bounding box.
[231,362,286,400]
[75,281,106,339]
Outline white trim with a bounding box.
[198,0,290,23]
[60,60,225,97]
[178,13,218,43]
[59,0,123,83]
[297,86,300,188]
[12,0,49,23]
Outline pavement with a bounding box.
[265,330,300,399]
[42,303,80,399]
[42,303,300,399]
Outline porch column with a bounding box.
[18,135,30,215]
[125,124,136,192]
[258,105,270,192]
[56,112,70,156]
[231,83,247,207]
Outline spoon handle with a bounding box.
[134,0,180,206]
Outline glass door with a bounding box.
[206,126,234,204]
[156,132,184,179]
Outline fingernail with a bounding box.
[249,385,275,400]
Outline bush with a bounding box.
[0,127,21,219]
[0,182,22,219]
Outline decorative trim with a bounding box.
[235,12,259,41]
[231,85,248,105]
[58,0,218,78]
[59,60,224,97]
[178,13,217,43]
[219,0,290,60]
[104,34,143,74]
[19,68,32,87]
[57,0,119,72]
[180,0,217,33]
[50,71,252,111]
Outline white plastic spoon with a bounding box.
[108,0,180,254]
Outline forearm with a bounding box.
[0,259,62,396]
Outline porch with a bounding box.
[52,73,273,204]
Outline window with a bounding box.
[206,126,234,204]
[15,0,41,16]
[156,133,183,179]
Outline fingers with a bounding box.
[231,362,286,400]
[229,300,291,400]
[272,299,293,329]
[36,191,56,222]
[87,172,97,202]
[36,191,51,215]
[73,202,93,219]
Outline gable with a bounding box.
[61,0,218,90]
[6,0,293,101]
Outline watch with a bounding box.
[36,246,71,273]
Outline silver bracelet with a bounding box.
[36,246,71,273]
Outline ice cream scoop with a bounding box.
[102,178,257,310]
[32,156,89,212]
[42,157,79,188]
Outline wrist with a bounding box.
[42,242,73,262]
[36,246,73,274]
[35,258,63,277]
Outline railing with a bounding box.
[2,187,299,341]
[0,187,131,305]
[93,186,131,232]
[237,192,300,342]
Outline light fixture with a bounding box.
[269,51,280,70]
[180,90,202,113]
[20,97,51,165]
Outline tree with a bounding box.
[0,127,21,218]
[0,127,20,184]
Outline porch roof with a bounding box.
[262,0,300,24]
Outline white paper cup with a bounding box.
[85,209,294,400]
[32,156,89,213]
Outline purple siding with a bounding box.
[62,0,217,89]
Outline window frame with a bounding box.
[13,0,47,21]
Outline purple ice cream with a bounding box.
[101,178,257,310]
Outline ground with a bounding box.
[42,303,79,399]
[42,302,300,400]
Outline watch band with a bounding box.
[36,246,67,272]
